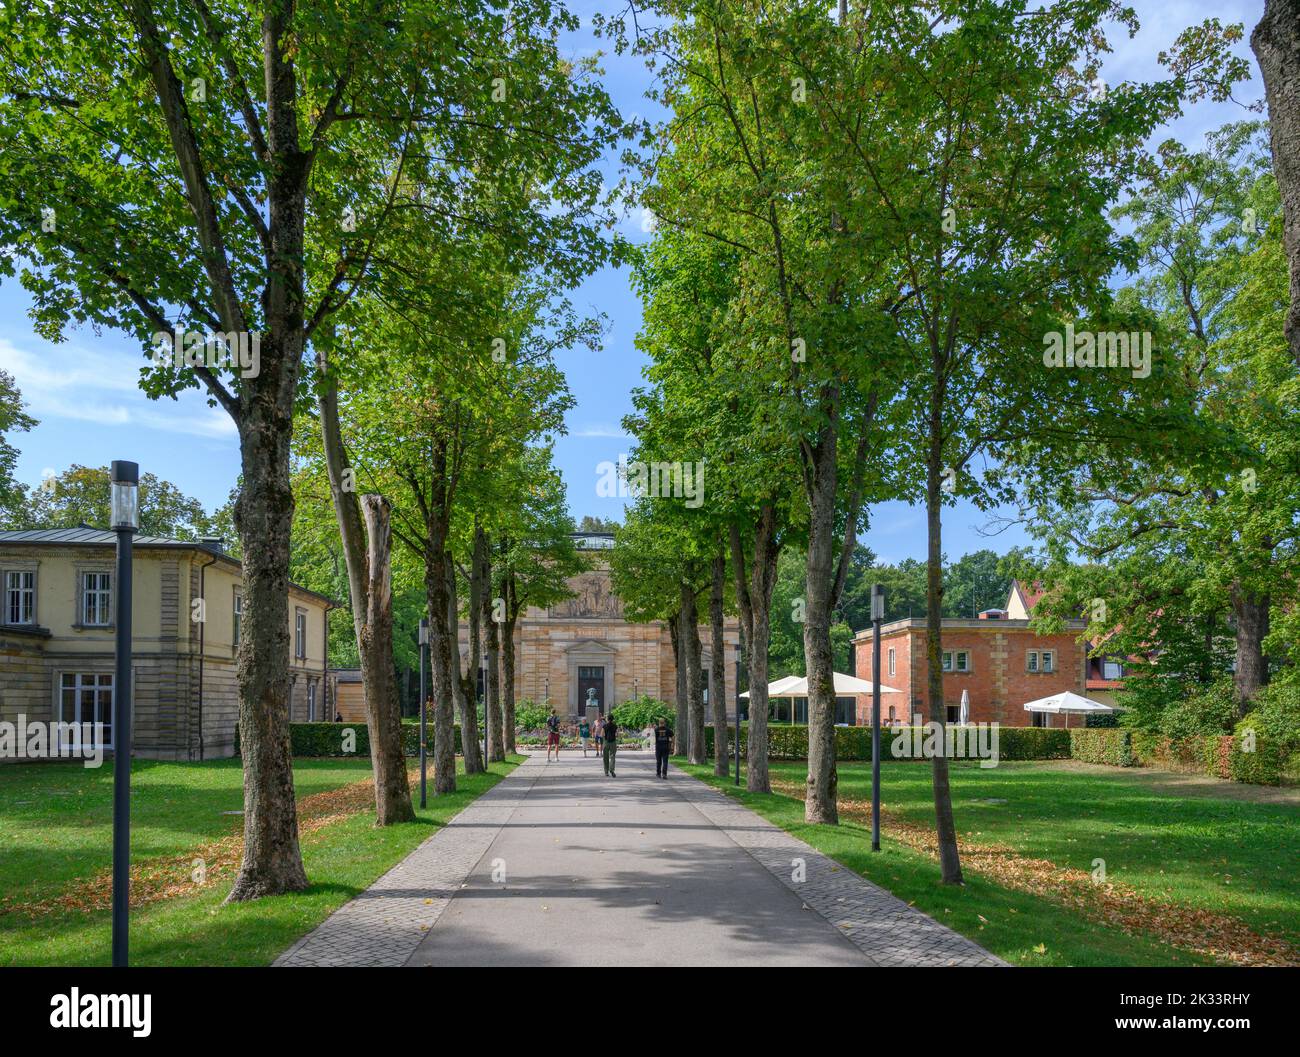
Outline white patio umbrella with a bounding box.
[740,672,904,697]
[738,674,806,699]
[958,688,970,726]
[1022,690,1118,727]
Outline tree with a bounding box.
[1252,0,1300,368]
[576,515,620,533]
[20,464,216,538]
[0,369,35,526]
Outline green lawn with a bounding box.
[0,755,522,966]
[677,758,1299,967]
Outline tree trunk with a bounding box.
[710,548,730,776]
[1253,0,1300,368]
[503,585,519,756]
[425,530,457,795]
[481,530,505,763]
[450,549,484,773]
[925,417,964,885]
[1231,585,1270,712]
[226,414,308,901]
[683,581,706,765]
[317,340,412,825]
[673,606,689,756]
[802,416,839,825]
[730,505,779,794]
[357,496,414,822]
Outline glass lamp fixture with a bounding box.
[110,461,140,531]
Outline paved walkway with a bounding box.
[276,750,1003,968]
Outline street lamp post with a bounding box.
[870,583,885,852]
[734,651,742,786]
[418,618,429,808]
[110,460,138,967]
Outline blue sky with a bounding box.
[0,0,1264,563]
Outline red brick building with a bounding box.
[852,584,1089,728]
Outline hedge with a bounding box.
[237,721,463,758]
[700,723,1068,762]
[1069,728,1136,767]
[692,722,1290,784]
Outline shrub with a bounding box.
[701,723,1064,763]
[1070,728,1135,766]
[514,700,552,732]
[237,722,463,757]
[1158,679,1237,739]
[612,695,675,730]
[1237,681,1300,752]
[1228,736,1288,785]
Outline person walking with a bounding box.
[545,707,562,762]
[601,711,619,777]
[593,712,604,757]
[653,717,673,778]
[578,716,592,757]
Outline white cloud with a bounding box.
[0,335,237,441]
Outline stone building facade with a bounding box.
[458,533,741,719]
[0,528,335,760]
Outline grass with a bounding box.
[0,754,522,966]
[676,758,1299,967]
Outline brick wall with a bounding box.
[855,618,1087,727]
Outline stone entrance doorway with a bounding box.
[576,665,605,716]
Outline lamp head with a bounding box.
[110,461,140,531]
[418,617,429,645]
[870,583,885,622]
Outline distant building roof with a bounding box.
[571,532,615,550]
[0,528,339,606]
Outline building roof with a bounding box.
[0,528,340,607]
[1009,579,1046,613]
[851,615,1087,640]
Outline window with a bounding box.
[834,697,856,726]
[1103,660,1124,680]
[308,681,317,722]
[4,570,35,625]
[295,609,307,660]
[887,705,897,724]
[1027,650,1039,672]
[1041,650,1054,673]
[942,650,971,673]
[81,572,112,626]
[233,593,243,649]
[59,672,114,749]
[946,705,961,723]
[1028,650,1055,673]
[887,647,896,676]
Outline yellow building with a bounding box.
[0,528,336,760]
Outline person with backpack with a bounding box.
[545,708,562,762]
[601,712,619,777]
[653,717,674,778]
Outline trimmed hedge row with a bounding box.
[700,723,1069,762]
[237,722,463,758]
[696,723,1290,784]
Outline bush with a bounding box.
[238,722,463,758]
[1228,736,1288,785]
[1237,681,1300,752]
[1158,679,1237,739]
[700,723,1065,763]
[1069,728,1135,766]
[514,700,552,732]
[612,695,675,730]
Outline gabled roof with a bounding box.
[0,528,340,607]
[1007,579,1046,615]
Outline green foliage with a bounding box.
[238,722,462,758]
[1070,729,1137,767]
[17,464,217,538]
[701,724,1069,762]
[611,695,674,729]
[0,368,35,526]
[1236,681,1300,751]
[514,701,552,732]
[1158,679,1239,738]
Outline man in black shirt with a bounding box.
[653,718,673,778]
[601,713,618,777]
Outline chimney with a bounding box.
[200,537,225,555]
[978,608,1005,620]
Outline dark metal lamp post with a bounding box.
[870,583,885,852]
[110,460,138,966]
[418,618,429,808]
